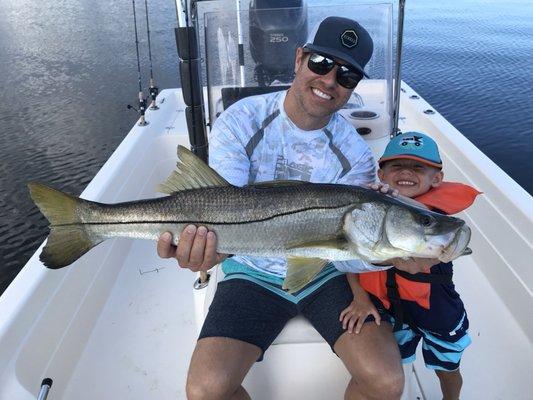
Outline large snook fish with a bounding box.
[28,146,472,293]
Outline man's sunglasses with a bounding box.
[307,52,364,89]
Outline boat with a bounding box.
[0,1,531,399]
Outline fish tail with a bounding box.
[28,182,103,269]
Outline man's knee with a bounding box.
[186,369,237,400]
[373,369,404,399]
[352,364,404,400]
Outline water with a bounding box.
[0,0,531,294]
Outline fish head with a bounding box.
[343,202,390,260]
[439,224,472,262]
[343,200,471,262]
[384,204,468,260]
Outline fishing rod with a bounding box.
[144,0,159,110]
[127,0,149,126]
[392,0,406,136]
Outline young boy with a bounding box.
[339,131,481,400]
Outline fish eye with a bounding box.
[419,214,436,228]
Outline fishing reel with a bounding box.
[127,91,149,126]
[148,78,159,110]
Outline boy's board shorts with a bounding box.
[382,312,472,371]
[199,258,378,361]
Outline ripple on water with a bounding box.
[1,0,532,294]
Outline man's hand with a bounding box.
[386,257,439,274]
[157,225,228,272]
[368,182,399,197]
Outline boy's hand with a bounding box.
[339,293,381,334]
[368,182,399,197]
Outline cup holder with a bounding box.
[350,110,379,120]
[356,127,372,135]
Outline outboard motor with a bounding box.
[249,0,307,86]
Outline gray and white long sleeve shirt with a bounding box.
[208,89,382,277]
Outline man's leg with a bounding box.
[435,368,463,400]
[189,278,297,399]
[300,276,404,400]
[334,323,404,400]
[186,337,261,400]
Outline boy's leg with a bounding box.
[435,368,463,400]
[301,275,404,400]
[187,278,297,399]
[419,313,471,400]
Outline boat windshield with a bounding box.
[197,2,393,139]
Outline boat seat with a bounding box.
[202,265,325,345]
[221,85,290,110]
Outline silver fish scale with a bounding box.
[77,183,382,257]
[79,183,375,225]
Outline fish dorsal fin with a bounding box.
[282,257,329,294]
[157,145,229,194]
[249,180,308,189]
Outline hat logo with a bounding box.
[341,30,358,48]
[400,136,424,148]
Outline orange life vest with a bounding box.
[359,182,481,310]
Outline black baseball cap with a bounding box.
[303,16,373,77]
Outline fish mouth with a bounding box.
[440,225,472,262]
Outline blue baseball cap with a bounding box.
[303,16,373,77]
[379,132,443,169]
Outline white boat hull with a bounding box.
[0,86,531,399]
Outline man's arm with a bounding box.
[157,111,251,271]
[337,146,376,187]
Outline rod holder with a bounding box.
[37,378,53,400]
[194,271,211,289]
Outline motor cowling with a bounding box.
[249,0,307,85]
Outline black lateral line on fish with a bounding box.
[52,203,356,227]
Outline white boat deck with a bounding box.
[0,86,531,399]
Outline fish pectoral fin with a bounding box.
[286,237,353,261]
[282,257,329,294]
[287,236,350,251]
[157,145,230,194]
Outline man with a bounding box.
[158,16,434,399]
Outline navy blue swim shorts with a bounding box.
[199,262,376,361]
